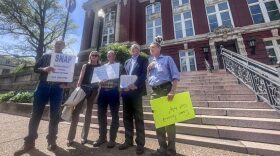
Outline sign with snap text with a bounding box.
[47,53,76,82]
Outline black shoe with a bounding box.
[81,139,87,145]
[47,143,57,151]
[136,146,144,155]
[118,142,133,150]
[93,138,107,147]
[66,140,74,147]
[14,143,35,155]
[107,140,116,148]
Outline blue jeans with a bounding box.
[24,81,63,145]
[97,87,120,141]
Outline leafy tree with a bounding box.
[0,0,76,61]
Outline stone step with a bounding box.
[92,105,277,118]
[181,90,254,95]
[140,100,270,109]
[196,115,280,130]
[89,110,280,130]
[177,85,249,90]
[78,115,280,145]
[178,81,239,86]
[195,107,280,118]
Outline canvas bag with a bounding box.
[63,87,86,107]
[61,87,86,122]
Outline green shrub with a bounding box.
[0,91,16,102]
[9,92,33,103]
[99,43,148,64]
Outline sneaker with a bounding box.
[136,146,144,155]
[93,138,107,147]
[118,142,133,150]
[14,143,35,155]
[47,143,57,151]
[107,140,116,148]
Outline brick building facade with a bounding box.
[79,0,280,72]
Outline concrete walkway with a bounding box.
[0,113,255,156]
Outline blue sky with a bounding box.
[0,0,87,56]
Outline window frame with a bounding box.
[171,0,195,39]
[263,37,280,65]
[146,2,163,44]
[246,0,280,24]
[101,11,116,46]
[205,1,235,32]
[179,49,197,72]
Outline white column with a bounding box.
[115,1,121,42]
[91,9,101,48]
[237,35,248,56]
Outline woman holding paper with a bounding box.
[66,51,101,146]
[147,36,180,156]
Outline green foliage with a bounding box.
[14,65,34,73]
[0,91,16,102]
[99,43,149,64]
[9,92,33,103]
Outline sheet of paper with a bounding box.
[91,63,120,83]
[47,53,76,82]
[150,92,196,129]
[120,75,138,88]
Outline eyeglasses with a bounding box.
[91,55,99,57]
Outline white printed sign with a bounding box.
[47,53,76,82]
[120,75,138,88]
[91,63,120,83]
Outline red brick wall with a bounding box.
[161,0,175,40]
[188,40,211,70]
[229,0,253,27]
[242,30,273,64]
[191,0,210,34]
[119,1,132,42]
[80,10,95,51]
[135,1,147,44]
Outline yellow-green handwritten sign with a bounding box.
[150,92,195,129]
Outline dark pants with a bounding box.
[24,81,63,145]
[97,87,120,141]
[67,88,98,142]
[151,83,176,156]
[122,91,145,147]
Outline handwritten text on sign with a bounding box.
[47,53,76,82]
[150,92,195,129]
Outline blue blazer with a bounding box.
[123,55,148,96]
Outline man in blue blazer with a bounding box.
[119,43,148,155]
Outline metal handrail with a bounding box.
[221,47,280,112]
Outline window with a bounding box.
[146,2,162,44]
[102,11,116,46]
[172,0,195,39]
[264,38,280,65]
[247,0,280,24]
[206,2,234,32]
[179,50,197,72]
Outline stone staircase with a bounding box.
[80,70,280,155]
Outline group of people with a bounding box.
[14,38,180,156]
